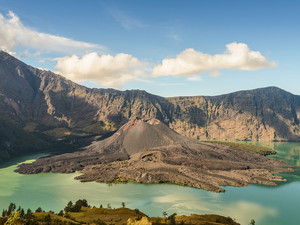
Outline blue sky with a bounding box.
[0,0,299,97]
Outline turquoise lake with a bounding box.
[0,142,300,225]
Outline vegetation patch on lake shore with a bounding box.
[202,140,276,156]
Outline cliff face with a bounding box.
[168,87,300,141]
[0,51,300,159]
[0,51,173,128]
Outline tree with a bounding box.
[25,208,32,219]
[75,199,88,208]
[64,201,73,213]
[162,211,168,217]
[35,207,42,213]
[122,202,126,208]
[2,209,8,217]
[20,208,25,218]
[107,203,111,209]
[168,213,177,225]
[58,210,64,216]
[4,211,21,225]
[7,203,16,216]
[71,199,89,212]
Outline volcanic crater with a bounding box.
[17,118,293,192]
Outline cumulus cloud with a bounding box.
[152,42,277,77]
[54,52,146,88]
[0,11,103,54]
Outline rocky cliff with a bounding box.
[168,87,300,141]
[0,51,300,160]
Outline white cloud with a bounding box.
[0,11,103,54]
[54,52,146,89]
[152,42,277,77]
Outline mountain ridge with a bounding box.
[0,51,300,160]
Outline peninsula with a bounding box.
[17,118,293,192]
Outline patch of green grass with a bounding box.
[68,207,146,224]
[33,212,80,224]
[203,140,276,156]
[82,121,117,135]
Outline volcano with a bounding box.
[17,118,292,192]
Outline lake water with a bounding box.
[0,142,299,225]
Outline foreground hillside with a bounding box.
[0,200,240,225]
[1,51,300,160]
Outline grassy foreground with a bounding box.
[202,140,276,156]
[0,200,240,225]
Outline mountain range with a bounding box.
[0,50,300,161]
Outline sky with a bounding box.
[0,0,299,97]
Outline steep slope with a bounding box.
[0,51,172,129]
[168,87,300,141]
[86,118,189,155]
[1,51,300,160]
[0,116,46,161]
[17,118,292,192]
[0,51,173,160]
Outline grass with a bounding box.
[202,140,276,156]
[50,207,239,225]
[33,212,80,224]
[0,205,240,225]
[68,207,147,224]
[151,214,238,225]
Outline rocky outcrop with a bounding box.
[0,51,300,160]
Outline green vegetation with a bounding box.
[0,200,240,225]
[202,140,276,156]
[82,121,117,135]
[64,199,89,213]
